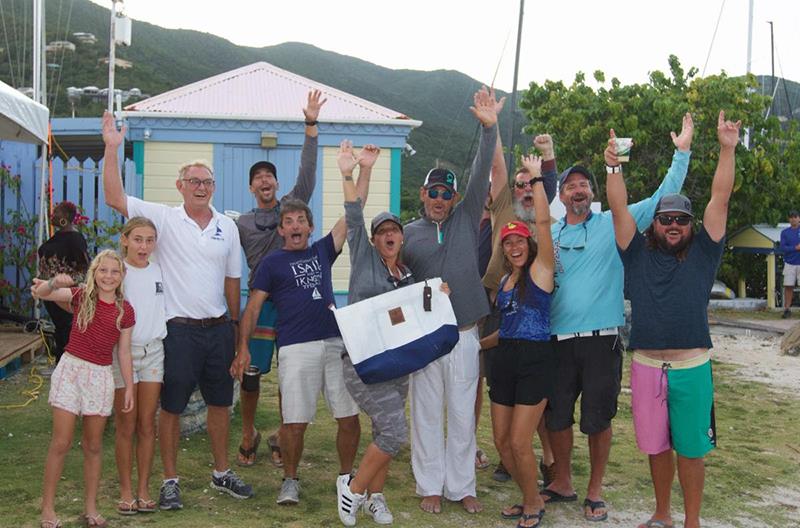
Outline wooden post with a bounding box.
[738,278,747,298]
[767,253,776,309]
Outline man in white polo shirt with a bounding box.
[102,112,253,510]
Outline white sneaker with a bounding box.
[336,474,366,526]
[363,493,393,524]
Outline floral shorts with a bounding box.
[49,353,114,416]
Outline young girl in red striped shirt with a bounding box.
[32,249,136,528]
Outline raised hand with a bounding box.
[520,154,542,177]
[337,140,361,175]
[358,144,381,169]
[717,110,741,149]
[670,112,694,152]
[469,86,500,128]
[604,129,621,166]
[533,134,554,158]
[102,110,126,148]
[303,89,327,123]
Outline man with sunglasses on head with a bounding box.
[234,90,327,469]
[102,112,253,510]
[609,111,739,528]
[542,113,694,523]
[403,87,500,515]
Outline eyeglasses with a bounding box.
[387,271,413,289]
[514,178,536,190]
[556,221,588,251]
[427,188,454,201]
[655,214,692,226]
[182,178,216,189]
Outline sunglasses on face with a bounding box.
[427,188,454,201]
[514,178,536,190]
[655,214,692,226]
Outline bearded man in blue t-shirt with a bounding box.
[608,111,740,528]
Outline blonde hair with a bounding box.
[119,216,157,257]
[177,159,214,181]
[76,249,127,332]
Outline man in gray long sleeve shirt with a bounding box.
[404,87,499,515]
[234,89,326,467]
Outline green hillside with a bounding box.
[0,0,530,216]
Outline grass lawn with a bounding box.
[0,351,798,528]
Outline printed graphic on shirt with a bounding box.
[155,281,164,294]
[289,256,323,291]
[211,223,225,241]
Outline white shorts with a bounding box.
[112,339,165,389]
[277,337,359,424]
[784,263,800,287]
[49,353,114,417]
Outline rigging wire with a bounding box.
[702,0,727,77]
[49,0,75,113]
[0,1,17,86]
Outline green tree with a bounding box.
[518,55,800,296]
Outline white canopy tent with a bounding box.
[0,79,50,317]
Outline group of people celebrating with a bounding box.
[31,84,741,528]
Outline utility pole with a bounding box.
[505,0,525,172]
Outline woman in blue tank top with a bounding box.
[482,154,555,528]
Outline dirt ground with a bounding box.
[710,331,800,393]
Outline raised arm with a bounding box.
[101,111,129,217]
[489,98,507,203]
[462,87,500,217]
[703,111,741,242]
[629,112,694,227]
[533,134,558,204]
[605,129,637,250]
[291,90,327,202]
[520,155,554,292]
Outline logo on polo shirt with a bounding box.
[210,224,225,241]
[312,287,322,300]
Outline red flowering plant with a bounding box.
[0,163,38,314]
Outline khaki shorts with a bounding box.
[112,339,165,389]
[784,263,800,286]
[49,353,114,417]
[278,337,359,424]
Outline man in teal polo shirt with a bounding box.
[541,114,694,523]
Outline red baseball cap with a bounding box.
[500,221,531,241]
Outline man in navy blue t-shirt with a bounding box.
[780,211,800,318]
[237,198,360,506]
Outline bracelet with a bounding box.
[47,277,56,290]
[606,165,622,174]
[304,120,318,127]
[529,176,544,185]
[230,319,239,326]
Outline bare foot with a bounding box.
[461,495,482,513]
[419,495,442,514]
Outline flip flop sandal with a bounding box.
[540,489,578,503]
[475,449,490,470]
[117,499,138,515]
[136,498,157,513]
[236,430,262,467]
[516,509,544,528]
[583,498,608,522]
[638,520,674,528]
[501,504,524,519]
[40,520,62,528]
[82,513,108,528]
[268,433,283,468]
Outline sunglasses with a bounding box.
[181,178,215,189]
[514,178,537,190]
[427,188,454,200]
[556,222,588,251]
[655,214,692,226]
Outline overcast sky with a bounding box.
[91,0,799,91]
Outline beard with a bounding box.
[567,191,593,217]
[512,197,537,223]
[654,228,693,255]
